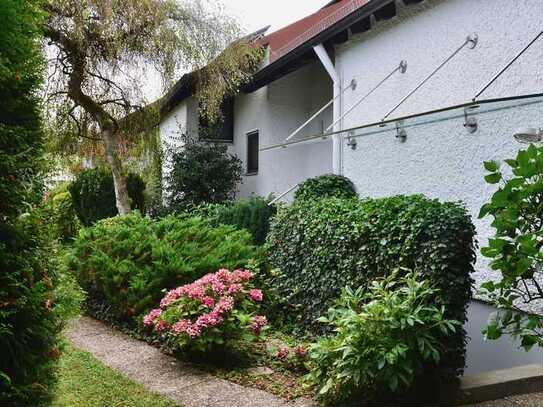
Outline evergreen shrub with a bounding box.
[294,174,357,201]
[0,0,68,403]
[65,213,258,322]
[42,183,80,241]
[266,195,476,382]
[194,197,276,245]
[69,168,145,226]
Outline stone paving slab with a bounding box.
[66,317,315,407]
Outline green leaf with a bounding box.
[484,173,501,184]
[484,160,499,172]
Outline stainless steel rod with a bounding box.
[268,183,299,205]
[325,63,405,132]
[286,82,354,141]
[382,36,477,121]
[474,30,543,101]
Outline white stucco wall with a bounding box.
[159,97,199,193]
[232,62,334,199]
[334,0,543,298]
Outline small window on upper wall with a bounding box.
[247,131,259,175]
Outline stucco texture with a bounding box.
[335,0,543,306]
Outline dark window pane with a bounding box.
[247,131,259,174]
[199,98,234,142]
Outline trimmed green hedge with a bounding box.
[294,174,357,201]
[266,195,476,381]
[69,168,146,226]
[65,213,258,322]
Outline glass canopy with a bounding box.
[260,93,543,152]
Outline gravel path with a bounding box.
[66,317,314,407]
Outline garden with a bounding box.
[4,1,543,406]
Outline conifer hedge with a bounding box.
[266,195,476,381]
[0,1,63,404]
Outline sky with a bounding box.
[223,0,330,33]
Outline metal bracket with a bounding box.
[463,106,478,133]
[346,131,357,150]
[349,78,357,91]
[399,60,408,74]
[395,121,407,142]
[467,33,478,49]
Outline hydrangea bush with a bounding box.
[144,269,267,352]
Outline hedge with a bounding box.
[69,168,146,226]
[0,0,61,404]
[266,195,476,383]
[194,197,276,245]
[294,174,357,201]
[65,213,258,322]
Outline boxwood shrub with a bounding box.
[294,174,357,201]
[65,213,258,323]
[266,195,476,382]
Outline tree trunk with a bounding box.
[102,128,132,215]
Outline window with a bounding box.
[247,131,259,175]
[199,98,234,142]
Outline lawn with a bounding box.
[51,344,180,407]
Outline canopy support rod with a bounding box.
[382,34,478,121]
[325,60,407,133]
[286,80,356,142]
[473,30,543,101]
[268,183,300,205]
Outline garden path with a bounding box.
[66,317,314,407]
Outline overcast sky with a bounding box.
[224,0,330,33]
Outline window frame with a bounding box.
[246,130,259,176]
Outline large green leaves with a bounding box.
[480,144,543,350]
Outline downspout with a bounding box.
[313,44,342,175]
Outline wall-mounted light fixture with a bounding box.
[395,121,407,142]
[513,128,543,144]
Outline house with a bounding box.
[158,0,543,373]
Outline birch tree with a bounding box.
[43,0,263,214]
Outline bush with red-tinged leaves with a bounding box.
[144,268,267,352]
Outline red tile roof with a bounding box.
[262,0,371,62]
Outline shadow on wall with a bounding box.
[464,301,543,374]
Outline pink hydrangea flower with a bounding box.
[171,319,190,335]
[143,308,162,326]
[214,296,234,314]
[155,320,169,332]
[231,269,253,283]
[249,289,263,302]
[216,268,232,283]
[250,315,267,335]
[211,281,226,295]
[186,324,201,338]
[160,289,181,308]
[202,296,215,308]
[228,283,242,295]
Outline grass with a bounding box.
[51,344,180,407]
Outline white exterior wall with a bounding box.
[159,97,199,192]
[334,0,543,297]
[232,62,334,199]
